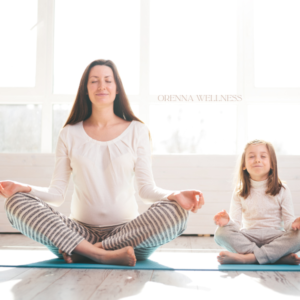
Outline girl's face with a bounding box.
[244,144,272,181]
[87,65,118,107]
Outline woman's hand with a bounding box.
[214,210,230,227]
[292,217,300,231]
[0,181,31,198]
[167,190,204,213]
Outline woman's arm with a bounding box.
[134,124,173,202]
[134,124,204,213]
[0,128,72,207]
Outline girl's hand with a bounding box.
[167,190,204,213]
[0,181,31,198]
[292,217,300,231]
[214,210,230,227]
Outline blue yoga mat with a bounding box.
[1,250,300,271]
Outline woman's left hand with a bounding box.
[167,190,204,213]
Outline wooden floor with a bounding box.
[1,235,300,299]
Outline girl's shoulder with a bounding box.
[232,189,244,201]
[281,182,289,188]
[279,182,290,195]
[276,182,292,203]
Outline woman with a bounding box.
[1,59,204,266]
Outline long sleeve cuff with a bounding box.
[28,186,64,207]
[139,186,174,204]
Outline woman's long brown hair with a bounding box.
[235,140,284,199]
[64,59,143,127]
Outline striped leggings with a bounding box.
[5,193,189,261]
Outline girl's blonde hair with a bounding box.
[235,139,284,199]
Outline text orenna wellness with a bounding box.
[157,95,242,102]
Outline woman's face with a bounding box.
[87,65,118,107]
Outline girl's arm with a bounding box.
[228,191,243,228]
[281,184,296,231]
[0,128,72,207]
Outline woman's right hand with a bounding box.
[0,181,31,198]
[213,210,230,227]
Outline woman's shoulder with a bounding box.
[58,121,83,140]
[131,120,147,128]
[131,120,149,135]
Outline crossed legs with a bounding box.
[214,222,300,265]
[5,193,188,266]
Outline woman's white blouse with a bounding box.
[28,121,173,227]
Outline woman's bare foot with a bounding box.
[59,251,93,263]
[59,242,103,264]
[59,242,136,267]
[275,253,300,265]
[96,246,136,266]
[217,251,257,264]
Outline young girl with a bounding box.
[214,139,300,265]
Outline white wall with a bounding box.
[1,154,300,234]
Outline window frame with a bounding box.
[0,0,299,154]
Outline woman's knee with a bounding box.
[45,245,64,259]
[5,193,26,217]
[134,246,159,261]
[160,200,189,235]
[5,193,39,227]
[5,192,29,211]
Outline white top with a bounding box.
[229,179,295,231]
[27,121,173,227]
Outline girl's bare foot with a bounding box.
[217,251,257,264]
[275,253,300,265]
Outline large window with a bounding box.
[0,0,38,87]
[0,0,299,155]
[53,0,140,95]
[253,0,300,88]
[150,0,237,95]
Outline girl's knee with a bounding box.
[289,229,300,244]
[214,226,228,244]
